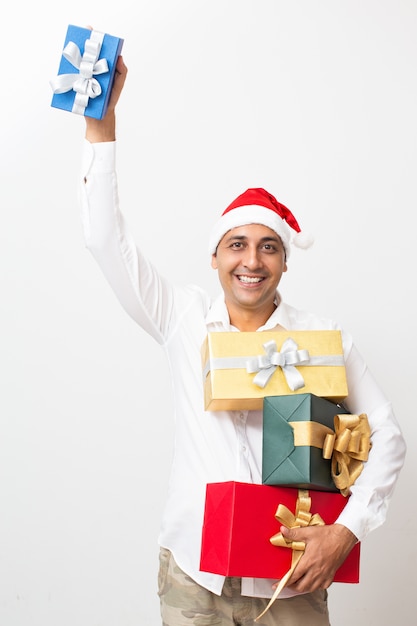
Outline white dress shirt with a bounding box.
[79,140,406,599]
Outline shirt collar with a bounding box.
[205,291,292,331]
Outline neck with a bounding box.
[228,300,278,331]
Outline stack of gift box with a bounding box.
[199,329,372,592]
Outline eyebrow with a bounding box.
[225,234,282,244]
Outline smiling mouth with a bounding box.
[237,275,264,284]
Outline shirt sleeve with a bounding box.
[78,139,175,343]
[334,332,406,540]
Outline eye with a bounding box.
[261,242,278,252]
[230,241,244,249]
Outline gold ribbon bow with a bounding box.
[255,489,324,622]
[322,413,372,496]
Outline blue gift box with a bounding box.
[50,25,124,120]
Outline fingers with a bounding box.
[107,55,127,111]
[116,54,127,73]
[275,524,353,593]
[276,526,324,591]
[114,55,128,82]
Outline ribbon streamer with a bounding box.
[50,30,109,115]
[323,413,372,496]
[255,490,324,622]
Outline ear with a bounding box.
[211,253,218,269]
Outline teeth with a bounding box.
[238,276,263,283]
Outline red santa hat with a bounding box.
[208,187,313,258]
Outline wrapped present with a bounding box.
[199,481,360,582]
[50,25,124,119]
[201,330,348,411]
[262,394,371,494]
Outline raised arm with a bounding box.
[80,54,179,343]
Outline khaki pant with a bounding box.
[158,548,330,626]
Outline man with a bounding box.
[79,56,406,625]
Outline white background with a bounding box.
[1,1,415,624]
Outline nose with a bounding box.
[242,244,262,270]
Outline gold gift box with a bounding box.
[202,330,348,411]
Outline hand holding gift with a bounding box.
[84,52,128,143]
[255,490,358,621]
[278,521,358,592]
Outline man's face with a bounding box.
[211,223,287,324]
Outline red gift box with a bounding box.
[200,481,360,582]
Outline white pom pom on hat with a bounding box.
[208,187,314,259]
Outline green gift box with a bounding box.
[262,393,349,491]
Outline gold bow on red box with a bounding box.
[256,489,324,621]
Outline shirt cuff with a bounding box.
[335,496,372,542]
[81,139,116,178]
